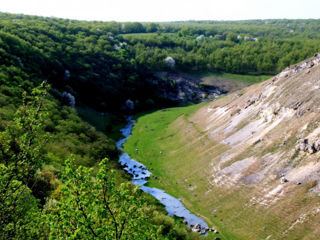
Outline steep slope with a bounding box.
[125,53,320,239]
[189,53,320,239]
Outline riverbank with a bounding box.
[117,117,215,235]
[123,103,229,239]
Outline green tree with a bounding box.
[0,82,48,239]
[146,23,160,33]
[226,32,238,42]
[47,157,160,240]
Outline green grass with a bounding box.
[123,102,320,240]
[124,103,207,185]
[199,72,273,85]
[123,103,234,239]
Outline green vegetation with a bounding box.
[122,30,320,75]
[2,11,320,240]
[123,103,320,240]
[199,72,272,85]
[124,104,234,238]
[124,103,207,187]
[47,157,159,239]
[0,84,204,239]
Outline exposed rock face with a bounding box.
[181,53,320,238]
[196,35,205,42]
[165,56,175,68]
[125,99,134,111]
[61,91,75,107]
[154,72,223,103]
[192,224,201,232]
[296,138,320,154]
[64,69,70,80]
[193,53,320,190]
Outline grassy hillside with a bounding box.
[124,59,320,240]
[124,104,234,239]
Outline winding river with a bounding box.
[116,117,208,232]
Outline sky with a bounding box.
[1,0,320,22]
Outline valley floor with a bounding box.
[124,101,320,240]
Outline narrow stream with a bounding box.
[116,117,209,233]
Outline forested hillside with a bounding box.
[1,12,320,239]
[0,13,204,239]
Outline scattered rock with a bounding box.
[192,224,201,232]
[309,62,315,68]
[230,108,241,116]
[64,69,71,80]
[296,138,308,151]
[293,101,302,110]
[61,92,75,107]
[245,98,256,108]
[314,139,320,151]
[280,177,289,184]
[297,109,305,118]
[253,138,262,145]
[281,140,287,146]
[165,56,175,68]
[125,99,134,111]
[307,144,316,154]
[196,35,205,42]
[296,138,320,154]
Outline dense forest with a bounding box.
[1,12,320,239]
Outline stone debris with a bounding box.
[165,56,175,68]
[192,224,201,232]
[295,138,320,154]
[196,35,205,42]
[280,177,289,184]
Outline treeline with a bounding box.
[1,12,320,81]
[0,12,175,119]
[0,13,206,239]
[1,12,320,239]
[123,32,320,75]
[161,19,320,39]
